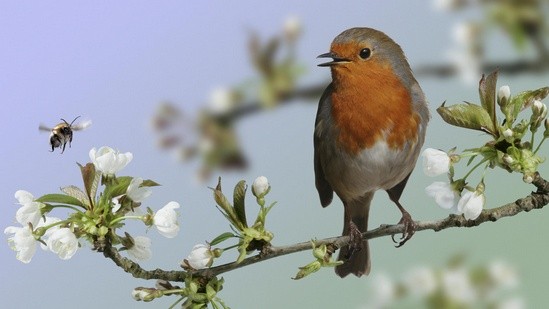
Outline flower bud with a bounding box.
[252,176,270,206]
[497,85,510,106]
[502,128,514,139]
[132,287,158,302]
[533,100,543,114]
[502,154,514,165]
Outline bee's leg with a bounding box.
[61,142,67,154]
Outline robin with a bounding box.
[314,27,430,277]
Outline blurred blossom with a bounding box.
[89,146,133,176]
[369,273,396,308]
[448,21,482,83]
[402,266,437,297]
[208,87,237,115]
[489,260,519,289]
[127,236,152,261]
[448,48,481,84]
[442,268,476,304]
[198,137,215,154]
[432,0,468,11]
[426,181,459,211]
[497,297,526,309]
[457,189,484,220]
[453,22,478,46]
[283,15,301,41]
[422,148,450,176]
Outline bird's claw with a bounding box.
[392,211,415,248]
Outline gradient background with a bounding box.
[1,1,548,308]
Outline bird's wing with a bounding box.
[314,83,334,208]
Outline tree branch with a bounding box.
[103,173,548,281]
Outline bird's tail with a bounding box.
[335,192,374,278]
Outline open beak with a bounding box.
[317,52,350,67]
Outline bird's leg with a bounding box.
[345,220,363,259]
[391,200,415,248]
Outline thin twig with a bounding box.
[103,173,548,281]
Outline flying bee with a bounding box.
[39,116,92,153]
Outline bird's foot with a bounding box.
[391,210,416,248]
[345,221,363,259]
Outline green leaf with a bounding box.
[233,180,248,228]
[104,176,132,198]
[61,185,90,207]
[77,163,100,202]
[210,232,237,246]
[36,194,85,207]
[509,87,549,122]
[212,178,242,230]
[478,71,498,134]
[141,179,161,187]
[437,102,496,136]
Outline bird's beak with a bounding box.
[317,52,350,67]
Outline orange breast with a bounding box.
[330,61,419,154]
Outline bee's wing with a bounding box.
[39,124,52,132]
[72,119,92,131]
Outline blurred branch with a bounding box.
[415,58,549,77]
[103,173,548,281]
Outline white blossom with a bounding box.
[14,190,43,227]
[47,228,78,260]
[153,201,180,238]
[4,224,37,263]
[127,236,152,261]
[39,216,62,251]
[127,177,152,203]
[457,189,484,220]
[426,181,459,211]
[422,148,451,176]
[185,244,214,270]
[89,146,133,176]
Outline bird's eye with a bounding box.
[359,48,371,59]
